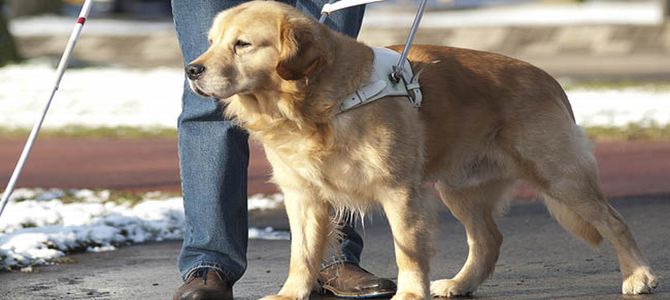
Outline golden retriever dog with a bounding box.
[185,1,658,299]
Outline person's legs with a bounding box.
[173,0,393,298]
[174,0,366,280]
[321,222,363,267]
[172,0,249,284]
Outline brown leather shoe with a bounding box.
[173,268,233,300]
[317,263,397,298]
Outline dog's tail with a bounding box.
[543,197,603,247]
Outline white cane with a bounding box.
[0,0,94,219]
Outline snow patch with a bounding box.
[1,62,669,130]
[0,189,288,270]
[0,62,183,130]
[248,193,284,210]
[249,227,291,241]
[570,89,670,127]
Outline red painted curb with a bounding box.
[1,138,668,198]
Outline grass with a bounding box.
[1,123,669,141]
[0,126,177,139]
[58,190,147,206]
[104,190,182,206]
[563,80,670,92]
[584,123,670,141]
[7,188,181,207]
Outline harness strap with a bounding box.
[337,47,422,114]
[339,80,387,112]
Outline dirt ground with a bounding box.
[1,138,669,198]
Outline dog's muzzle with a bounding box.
[186,64,206,80]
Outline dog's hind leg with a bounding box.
[380,186,434,300]
[431,179,513,298]
[508,126,658,295]
[262,188,331,300]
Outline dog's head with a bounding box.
[186,1,333,100]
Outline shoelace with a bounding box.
[189,268,222,285]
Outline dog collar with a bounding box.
[337,47,422,114]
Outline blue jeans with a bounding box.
[172,0,366,284]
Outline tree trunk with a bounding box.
[0,6,21,67]
[664,0,670,22]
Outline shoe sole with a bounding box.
[318,286,396,299]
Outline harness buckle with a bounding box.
[389,66,422,108]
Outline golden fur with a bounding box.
[187,1,658,299]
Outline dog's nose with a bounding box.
[186,64,206,80]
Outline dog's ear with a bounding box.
[276,18,328,81]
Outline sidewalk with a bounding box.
[0,196,667,299]
[8,2,670,79]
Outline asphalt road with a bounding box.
[1,196,668,300]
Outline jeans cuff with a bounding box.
[320,254,360,270]
[181,262,238,284]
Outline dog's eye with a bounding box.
[234,39,252,52]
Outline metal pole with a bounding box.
[0,0,94,219]
[391,0,428,82]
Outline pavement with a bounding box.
[0,195,668,300]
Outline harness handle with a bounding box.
[390,0,428,83]
[319,0,426,108]
[318,0,428,85]
[319,0,384,23]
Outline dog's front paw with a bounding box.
[391,291,426,300]
[622,267,658,295]
[430,279,476,298]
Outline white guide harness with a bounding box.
[338,47,422,113]
[320,0,428,114]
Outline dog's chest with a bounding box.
[266,142,388,201]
